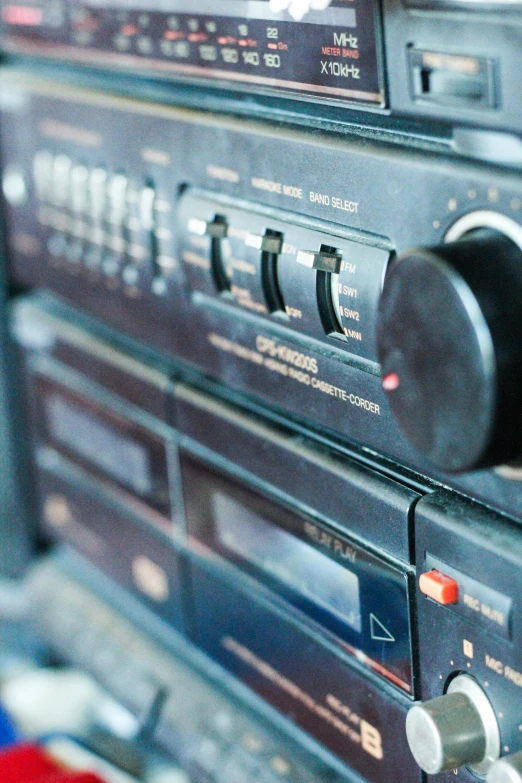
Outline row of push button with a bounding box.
[32,150,176,293]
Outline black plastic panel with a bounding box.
[189,559,420,783]
[414,492,522,783]
[0,1,384,108]
[174,383,418,562]
[6,77,522,524]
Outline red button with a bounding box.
[419,569,459,605]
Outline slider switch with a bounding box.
[246,232,284,254]
[206,218,229,240]
[192,214,231,293]
[297,248,342,274]
[188,216,229,240]
[246,229,286,314]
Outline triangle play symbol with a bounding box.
[370,613,395,642]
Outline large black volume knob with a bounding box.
[377,227,522,472]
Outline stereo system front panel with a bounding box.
[4,72,522,522]
[2,2,522,783]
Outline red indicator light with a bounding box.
[382,372,400,391]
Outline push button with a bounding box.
[70,165,89,215]
[419,569,459,605]
[107,173,128,224]
[425,554,512,639]
[52,154,72,208]
[88,168,108,221]
[33,150,54,201]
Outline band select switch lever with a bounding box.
[297,247,343,273]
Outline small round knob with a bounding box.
[488,752,522,783]
[377,215,522,472]
[406,675,500,775]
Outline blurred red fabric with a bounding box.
[0,743,107,783]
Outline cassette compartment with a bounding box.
[174,383,419,692]
[188,559,420,783]
[182,451,414,694]
[32,375,174,529]
[37,461,186,630]
[15,299,186,628]
[174,382,420,562]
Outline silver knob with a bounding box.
[406,675,500,775]
[488,753,522,783]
